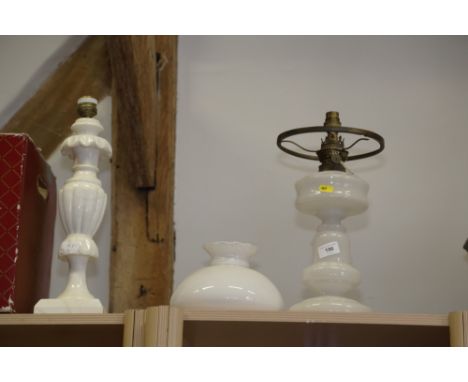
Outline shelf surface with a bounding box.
[182,310,448,326]
[181,310,449,347]
[0,313,124,325]
[0,310,453,347]
[0,313,125,346]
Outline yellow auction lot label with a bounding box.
[319,184,334,193]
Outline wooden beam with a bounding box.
[106,36,158,188]
[2,36,110,158]
[109,36,177,313]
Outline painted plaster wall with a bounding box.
[174,36,468,313]
[1,36,468,313]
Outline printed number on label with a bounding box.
[318,241,340,259]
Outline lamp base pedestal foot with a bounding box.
[290,295,371,313]
[34,298,103,314]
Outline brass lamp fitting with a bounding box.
[276,111,385,172]
[77,96,98,118]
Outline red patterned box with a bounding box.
[0,134,56,312]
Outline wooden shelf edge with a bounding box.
[181,309,449,327]
[0,313,125,325]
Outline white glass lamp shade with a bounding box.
[171,241,284,310]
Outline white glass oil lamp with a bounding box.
[277,111,384,312]
[34,96,111,313]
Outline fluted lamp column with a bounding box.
[34,96,111,313]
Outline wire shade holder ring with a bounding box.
[277,125,385,162]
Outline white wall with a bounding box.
[1,36,468,314]
[175,36,468,314]
[0,36,86,127]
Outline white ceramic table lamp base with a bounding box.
[278,111,384,312]
[290,170,371,312]
[34,97,111,314]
